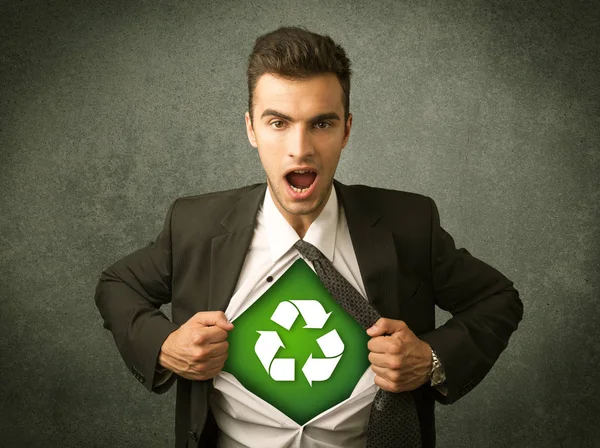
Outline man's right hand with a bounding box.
[158,311,234,381]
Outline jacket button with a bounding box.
[188,430,198,441]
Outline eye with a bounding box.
[269,121,332,130]
[315,121,332,129]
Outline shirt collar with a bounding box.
[263,185,339,263]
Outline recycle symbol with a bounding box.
[254,300,344,386]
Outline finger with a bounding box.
[367,318,406,337]
[367,335,402,354]
[189,362,225,381]
[192,326,231,345]
[190,339,229,360]
[190,311,234,331]
[204,340,229,358]
[195,351,228,370]
[371,364,401,384]
[373,373,405,393]
[368,351,401,370]
[188,350,228,374]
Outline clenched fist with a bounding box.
[158,311,234,381]
[366,318,432,393]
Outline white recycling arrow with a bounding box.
[255,301,344,384]
[255,331,293,378]
[302,354,343,386]
[290,300,332,328]
[301,329,345,386]
[270,300,331,330]
[270,358,295,381]
[270,301,299,330]
[316,329,344,358]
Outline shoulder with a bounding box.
[339,183,437,236]
[174,183,263,210]
[168,183,264,232]
[341,183,434,214]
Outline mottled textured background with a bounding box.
[1,0,598,446]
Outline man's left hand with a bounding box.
[366,318,432,393]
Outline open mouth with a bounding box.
[286,169,317,192]
[285,169,318,196]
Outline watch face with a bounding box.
[432,369,445,384]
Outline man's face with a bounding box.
[245,73,352,226]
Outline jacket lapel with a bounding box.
[334,179,403,319]
[207,180,414,319]
[208,183,267,312]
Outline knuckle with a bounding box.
[193,347,208,361]
[193,362,210,374]
[192,332,206,345]
[390,340,402,354]
[388,358,402,370]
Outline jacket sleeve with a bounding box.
[419,197,524,405]
[94,198,181,394]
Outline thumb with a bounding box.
[191,311,234,331]
[366,318,403,337]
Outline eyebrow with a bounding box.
[260,108,341,123]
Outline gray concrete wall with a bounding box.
[1,0,598,446]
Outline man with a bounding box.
[94,26,523,448]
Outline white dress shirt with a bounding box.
[209,185,379,448]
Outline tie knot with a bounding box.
[294,239,325,263]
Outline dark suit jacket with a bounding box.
[94,179,523,448]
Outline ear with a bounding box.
[245,112,258,148]
[341,113,352,149]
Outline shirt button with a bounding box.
[267,276,273,282]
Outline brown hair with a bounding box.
[246,26,352,127]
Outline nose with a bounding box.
[287,126,315,160]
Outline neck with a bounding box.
[269,183,332,239]
[284,207,319,240]
[292,222,310,240]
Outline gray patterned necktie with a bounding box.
[294,239,422,448]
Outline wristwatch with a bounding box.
[428,348,446,387]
